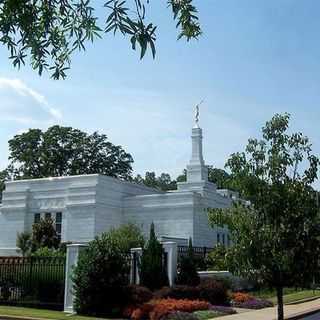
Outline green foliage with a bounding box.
[209,113,320,320]
[0,0,201,79]
[16,232,32,257]
[6,125,133,180]
[139,222,168,290]
[72,225,144,315]
[0,169,9,202]
[205,244,228,271]
[32,217,60,252]
[107,223,145,253]
[176,238,200,286]
[72,231,131,316]
[31,247,66,258]
[134,171,177,191]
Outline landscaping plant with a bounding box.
[73,232,130,316]
[139,223,168,290]
[176,238,200,286]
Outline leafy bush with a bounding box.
[31,247,66,257]
[32,217,60,251]
[131,298,209,320]
[16,231,32,256]
[72,232,131,317]
[154,286,200,300]
[126,285,154,305]
[198,278,229,305]
[176,238,200,286]
[140,223,168,290]
[108,223,145,253]
[205,244,228,271]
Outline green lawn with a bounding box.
[0,306,110,320]
[252,288,320,305]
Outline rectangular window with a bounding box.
[217,233,220,244]
[227,235,231,247]
[34,213,41,224]
[55,212,62,239]
[222,234,225,245]
[45,212,51,220]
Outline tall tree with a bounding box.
[0,0,201,79]
[134,171,177,191]
[0,169,9,203]
[6,125,133,180]
[209,113,320,320]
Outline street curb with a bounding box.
[284,307,320,320]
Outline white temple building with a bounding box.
[0,116,238,256]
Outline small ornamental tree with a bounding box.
[176,238,200,286]
[16,231,32,256]
[209,113,320,320]
[206,244,228,271]
[139,223,168,290]
[72,224,144,316]
[32,217,60,251]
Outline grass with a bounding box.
[251,288,320,305]
[193,310,225,319]
[0,305,110,320]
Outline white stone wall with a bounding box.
[123,191,196,241]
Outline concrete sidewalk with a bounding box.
[214,298,320,320]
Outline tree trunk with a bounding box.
[276,286,284,320]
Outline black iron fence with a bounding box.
[178,246,213,270]
[0,256,66,310]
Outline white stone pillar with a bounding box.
[162,241,178,286]
[64,243,88,313]
[130,247,142,285]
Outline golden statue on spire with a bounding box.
[194,100,203,128]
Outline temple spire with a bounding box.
[186,103,208,182]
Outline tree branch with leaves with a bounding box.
[0,0,201,79]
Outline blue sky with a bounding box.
[0,0,319,186]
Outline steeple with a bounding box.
[177,104,216,194]
[187,126,208,182]
[186,103,208,182]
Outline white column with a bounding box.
[64,243,88,313]
[130,247,142,285]
[161,241,178,286]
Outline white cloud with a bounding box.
[0,77,62,122]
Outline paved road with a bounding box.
[214,298,320,320]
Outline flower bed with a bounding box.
[130,298,210,320]
[231,292,273,309]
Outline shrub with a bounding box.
[32,217,60,251]
[140,223,168,290]
[198,278,229,305]
[108,223,145,253]
[72,232,131,317]
[205,244,228,271]
[176,238,200,286]
[154,286,200,300]
[126,285,153,305]
[131,298,210,320]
